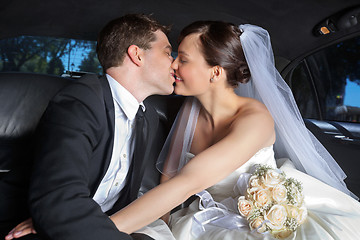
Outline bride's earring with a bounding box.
[210,78,214,82]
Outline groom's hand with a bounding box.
[5,218,36,239]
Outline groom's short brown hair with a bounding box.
[97,14,170,71]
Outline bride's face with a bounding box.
[171,33,213,96]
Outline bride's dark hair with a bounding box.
[179,21,251,86]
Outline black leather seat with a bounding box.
[0,72,70,236]
[140,94,184,194]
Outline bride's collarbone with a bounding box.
[191,119,232,154]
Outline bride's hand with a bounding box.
[5,218,37,239]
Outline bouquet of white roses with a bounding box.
[237,165,307,239]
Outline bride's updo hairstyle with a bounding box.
[178,21,251,87]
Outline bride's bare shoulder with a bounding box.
[230,97,275,146]
[237,96,270,115]
[233,97,274,132]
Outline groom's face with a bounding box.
[142,30,175,95]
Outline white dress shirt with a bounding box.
[93,74,145,212]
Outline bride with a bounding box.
[154,21,360,240]
[7,21,360,240]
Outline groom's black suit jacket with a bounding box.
[28,74,159,240]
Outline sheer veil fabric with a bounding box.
[156,97,199,177]
[156,24,356,199]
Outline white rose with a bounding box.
[247,176,264,195]
[272,184,287,204]
[252,188,272,207]
[265,205,287,230]
[249,175,261,188]
[272,228,293,239]
[249,216,267,233]
[248,185,264,196]
[296,206,308,225]
[238,196,253,217]
[261,169,284,188]
[285,205,299,219]
[284,205,307,230]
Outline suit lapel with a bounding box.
[76,74,115,197]
[96,76,115,190]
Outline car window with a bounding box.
[286,61,320,119]
[286,36,360,123]
[0,36,102,76]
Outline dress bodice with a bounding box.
[185,145,276,202]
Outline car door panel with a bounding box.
[305,119,360,197]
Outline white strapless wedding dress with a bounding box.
[169,146,360,240]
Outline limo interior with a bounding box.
[1,0,360,238]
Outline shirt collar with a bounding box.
[106,74,145,120]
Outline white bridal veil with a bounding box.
[156,24,355,199]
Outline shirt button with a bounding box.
[123,154,127,158]
[115,182,119,186]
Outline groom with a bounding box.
[6,14,175,240]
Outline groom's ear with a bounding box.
[127,45,143,67]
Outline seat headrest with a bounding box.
[0,72,70,139]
